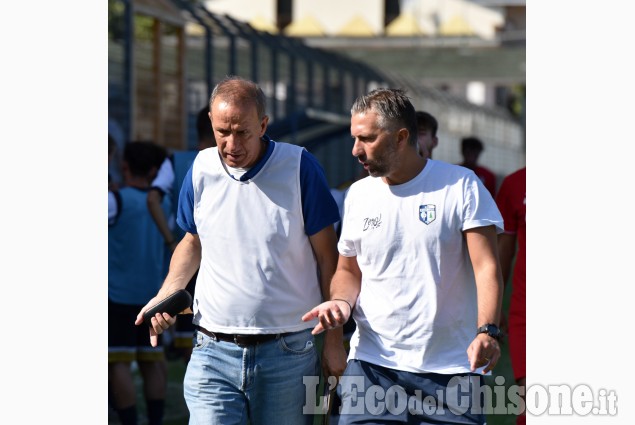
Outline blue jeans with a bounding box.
[184,328,319,425]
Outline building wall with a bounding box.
[404,0,504,39]
[203,0,277,28]
[203,0,509,39]
[291,0,384,35]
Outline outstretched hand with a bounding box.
[301,300,352,335]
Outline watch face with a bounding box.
[487,324,500,338]
[477,324,501,339]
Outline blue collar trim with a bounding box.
[240,135,274,182]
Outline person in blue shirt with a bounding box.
[109,141,172,425]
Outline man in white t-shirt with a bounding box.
[303,88,505,424]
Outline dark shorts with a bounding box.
[173,272,197,349]
[331,359,486,425]
[174,314,195,349]
[108,299,164,363]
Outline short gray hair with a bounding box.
[209,76,267,120]
[351,88,417,147]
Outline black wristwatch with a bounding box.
[476,323,503,341]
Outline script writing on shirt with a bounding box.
[363,214,382,231]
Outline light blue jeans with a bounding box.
[183,328,319,425]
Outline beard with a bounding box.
[359,142,398,177]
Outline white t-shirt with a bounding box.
[339,159,503,374]
[151,158,176,230]
[152,158,175,195]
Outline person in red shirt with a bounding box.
[496,166,526,425]
[458,136,497,197]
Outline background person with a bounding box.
[496,166,526,425]
[146,146,178,254]
[458,136,497,197]
[109,141,172,425]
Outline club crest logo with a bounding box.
[419,205,436,225]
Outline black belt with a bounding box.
[196,325,281,347]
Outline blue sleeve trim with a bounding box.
[240,135,275,181]
[300,150,341,236]
[176,165,198,235]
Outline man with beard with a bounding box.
[303,88,505,424]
